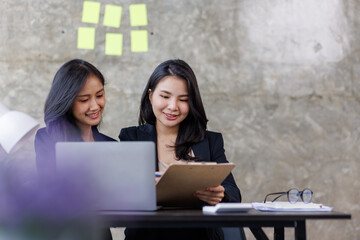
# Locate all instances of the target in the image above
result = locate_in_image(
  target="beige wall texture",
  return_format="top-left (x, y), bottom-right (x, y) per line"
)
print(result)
top-left (1, 0), bottom-right (359, 239)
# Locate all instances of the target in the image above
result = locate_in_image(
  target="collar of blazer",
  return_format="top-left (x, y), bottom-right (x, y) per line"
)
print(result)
top-left (139, 124), bottom-right (211, 163)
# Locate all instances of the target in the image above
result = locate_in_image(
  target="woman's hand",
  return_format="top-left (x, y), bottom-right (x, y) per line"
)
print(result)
top-left (194, 185), bottom-right (225, 206)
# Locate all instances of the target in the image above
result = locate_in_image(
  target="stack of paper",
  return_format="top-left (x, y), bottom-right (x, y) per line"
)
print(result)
top-left (202, 202), bottom-right (333, 213)
top-left (252, 202), bottom-right (333, 212)
top-left (203, 203), bottom-right (252, 213)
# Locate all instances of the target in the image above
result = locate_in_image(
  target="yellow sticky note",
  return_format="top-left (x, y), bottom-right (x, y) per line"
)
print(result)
top-left (103, 4), bottom-right (122, 28)
top-left (105, 33), bottom-right (123, 55)
top-left (131, 30), bottom-right (148, 52)
top-left (78, 27), bottom-right (95, 49)
top-left (82, 1), bottom-right (101, 24)
top-left (129, 4), bottom-right (148, 26)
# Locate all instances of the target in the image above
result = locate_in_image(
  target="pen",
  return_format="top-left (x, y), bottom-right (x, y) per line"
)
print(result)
top-left (155, 173), bottom-right (162, 177)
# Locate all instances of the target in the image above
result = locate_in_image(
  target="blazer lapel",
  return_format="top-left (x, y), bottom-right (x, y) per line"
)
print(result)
top-left (140, 124), bottom-right (159, 170)
top-left (139, 124), bottom-right (157, 142)
top-left (192, 136), bottom-right (211, 162)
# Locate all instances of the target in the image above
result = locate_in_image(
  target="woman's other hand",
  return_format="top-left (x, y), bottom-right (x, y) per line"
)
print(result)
top-left (194, 185), bottom-right (225, 205)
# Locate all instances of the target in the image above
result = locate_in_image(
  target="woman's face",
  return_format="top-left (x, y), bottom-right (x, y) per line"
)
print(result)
top-left (72, 74), bottom-right (105, 130)
top-left (149, 76), bottom-right (190, 131)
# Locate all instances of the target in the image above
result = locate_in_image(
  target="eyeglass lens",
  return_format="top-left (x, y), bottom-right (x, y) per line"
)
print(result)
top-left (301, 188), bottom-right (312, 203)
top-left (288, 188), bottom-right (299, 203)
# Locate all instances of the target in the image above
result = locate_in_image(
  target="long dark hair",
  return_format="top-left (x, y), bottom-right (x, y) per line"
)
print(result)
top-left (139, 59), bottom-right (208, 160)
top-left (44, 59), bottom-right (105, 141)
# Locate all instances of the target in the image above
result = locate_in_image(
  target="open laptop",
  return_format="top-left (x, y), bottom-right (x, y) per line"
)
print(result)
top-left (55, 141), bottom-right (157, 211)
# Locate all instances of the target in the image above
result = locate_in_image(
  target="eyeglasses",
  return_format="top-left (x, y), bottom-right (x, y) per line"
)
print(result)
top-left (263, 188), bottom-right (313, 204)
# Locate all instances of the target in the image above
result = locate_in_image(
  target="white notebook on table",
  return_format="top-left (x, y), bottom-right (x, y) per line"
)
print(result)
top-left (203, 203), bottom-right (252, 213)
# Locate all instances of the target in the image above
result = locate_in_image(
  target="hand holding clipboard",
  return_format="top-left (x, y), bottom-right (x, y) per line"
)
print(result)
top-left (156, 162), bottom-right (235, 207)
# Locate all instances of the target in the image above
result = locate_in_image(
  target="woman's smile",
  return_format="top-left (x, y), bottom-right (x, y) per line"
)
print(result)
top-left (86, 111), bottom-right (100, 119)
top-left (164, 112), bottom-right (178, 120)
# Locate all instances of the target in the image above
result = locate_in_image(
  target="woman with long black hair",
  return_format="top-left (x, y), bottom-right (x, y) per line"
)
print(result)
top-left (35, 59), bottom-right (116, 178)
top-left (119, 59), bottom-right (241, 240)
top-left (35, 59), bottom-right (115, 240)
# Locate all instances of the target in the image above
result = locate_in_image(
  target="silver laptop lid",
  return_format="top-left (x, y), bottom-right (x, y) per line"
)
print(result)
top-left (55, 141), bottom-right (156, 211)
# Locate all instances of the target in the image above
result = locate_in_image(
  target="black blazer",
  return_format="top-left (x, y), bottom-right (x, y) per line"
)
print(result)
top-left (35, 126), bottom-right (116, 178)
top-left (119, 124), bottom-right (241, 202)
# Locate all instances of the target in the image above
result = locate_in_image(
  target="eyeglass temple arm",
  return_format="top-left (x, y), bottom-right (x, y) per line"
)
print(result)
top-left (264, 192), bottom-right (286, 203)
top-left (272, 192), bottom-right (287, 202)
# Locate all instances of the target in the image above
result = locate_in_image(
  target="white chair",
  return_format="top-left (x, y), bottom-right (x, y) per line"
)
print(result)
top-left (0, 103), bottom-right (39, 154)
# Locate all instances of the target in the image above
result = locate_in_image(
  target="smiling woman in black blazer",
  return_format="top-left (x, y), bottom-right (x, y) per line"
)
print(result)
top-left (35, 59), bottom-right (116, 178)
top-left (119, 59), bottom-right (241, 240)
top-left (34, 59), bottom-right (115, 240)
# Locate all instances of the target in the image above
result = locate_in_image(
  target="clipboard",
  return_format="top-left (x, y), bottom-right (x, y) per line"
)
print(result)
top-left (156, 162), bottom-right (235, 207)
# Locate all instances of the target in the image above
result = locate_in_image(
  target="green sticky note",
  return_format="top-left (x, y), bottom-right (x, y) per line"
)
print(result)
top-left (131, 30), bottom-right (148, 52)
top-left (77, 27), bottom-right (95, 49)
top-left (82, 1), bottom-right (101, 24)
top-left (103, 4), bottom-right (122, 28)
top-left (105, 33), bottom-right (123, 55)
top-left (129, 4), bottom-right (148, 26)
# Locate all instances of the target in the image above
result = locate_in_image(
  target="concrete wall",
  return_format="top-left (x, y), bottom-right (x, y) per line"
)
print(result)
top-left (1, 0), bottom-right (359, 239)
